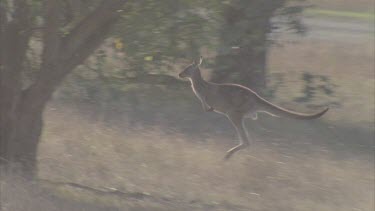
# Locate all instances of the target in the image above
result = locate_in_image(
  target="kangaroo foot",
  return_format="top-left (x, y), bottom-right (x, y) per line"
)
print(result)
top-left (223, 143), bottom-right (248, 160)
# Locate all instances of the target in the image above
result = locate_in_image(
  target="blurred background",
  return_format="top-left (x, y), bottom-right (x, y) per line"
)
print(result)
top-left (0, 0), bottom-right (374, 210)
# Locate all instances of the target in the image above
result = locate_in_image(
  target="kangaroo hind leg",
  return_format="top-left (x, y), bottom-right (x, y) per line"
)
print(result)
top-left (224, 113), bottom-right (250, 160)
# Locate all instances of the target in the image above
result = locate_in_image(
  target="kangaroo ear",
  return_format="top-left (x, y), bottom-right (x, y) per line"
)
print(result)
top-left (194, 56), bottom-right (203, 66)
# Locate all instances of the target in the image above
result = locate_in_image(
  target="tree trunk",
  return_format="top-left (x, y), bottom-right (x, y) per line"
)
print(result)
top-left (0, 0), bottom-right (34, 178)
top-left (0, 0), bottom-right (127, 179)
top-left (211, 0), bottom-right (285, 92)
top-left (0, 100), bottom-right (45, 179)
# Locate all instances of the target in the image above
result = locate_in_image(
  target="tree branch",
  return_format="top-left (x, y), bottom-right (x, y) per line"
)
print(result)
top-left (0, 0), bottom-right (32, 76)
top-left (24, 0), bottom-right (127, 107)
top-left (38, 178), bottom-right (152, 200)
top-left (61, 0), bottom-right (126, 60)
top-left (0, 0), bottom-right (31, 105)
top-left (63, 19), bottom-right (117, 72)
top-left (83, 64), bottom-right (186, 86)
top-left (124, 74), bottom-right (187, 86)
top-left (40, 0), bottom-right (61, 72)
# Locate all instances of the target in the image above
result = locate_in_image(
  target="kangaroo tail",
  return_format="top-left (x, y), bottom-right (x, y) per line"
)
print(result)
top-left (257, 97), bottom-right (329, 120)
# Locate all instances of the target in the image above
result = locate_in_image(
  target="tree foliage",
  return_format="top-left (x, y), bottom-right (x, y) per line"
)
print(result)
top-left (0, 0), bottom-right (304, 178)
top-left (63, 0), bottom-right (306, 100)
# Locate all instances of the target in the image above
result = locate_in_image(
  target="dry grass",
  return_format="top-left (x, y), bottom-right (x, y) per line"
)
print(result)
top-left (267, 33), bottom-right (374, 125)
top-left (8, 104), bottom-right (367, 211)
top-left (307, 0), bottom-right (375, 13)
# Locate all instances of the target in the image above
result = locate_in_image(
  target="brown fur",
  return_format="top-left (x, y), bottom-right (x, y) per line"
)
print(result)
top-left (179, 57), bottom-right (328, 159)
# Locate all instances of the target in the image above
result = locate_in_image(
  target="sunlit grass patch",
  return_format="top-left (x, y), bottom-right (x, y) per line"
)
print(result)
top-left (305, 9), bottom-right (375, 20)
top-left (32, 104), bottom-right (375, 210)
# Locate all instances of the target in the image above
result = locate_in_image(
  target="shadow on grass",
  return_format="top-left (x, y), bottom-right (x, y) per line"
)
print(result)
top-left (53, 99), bottom-right (374, 162)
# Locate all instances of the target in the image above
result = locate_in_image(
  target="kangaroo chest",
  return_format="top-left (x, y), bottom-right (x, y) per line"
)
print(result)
top-left (190, 79), bottom-right (209, 101)
top-left (191, 83), bottom-right (205, 101)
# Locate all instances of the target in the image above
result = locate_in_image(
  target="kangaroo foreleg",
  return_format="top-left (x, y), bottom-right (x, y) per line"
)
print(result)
top-left (199, 96), bottom-right (213, 112)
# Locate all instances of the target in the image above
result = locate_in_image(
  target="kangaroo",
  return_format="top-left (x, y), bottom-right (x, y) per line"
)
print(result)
top-left (179, 57), bottom-right (329, 160)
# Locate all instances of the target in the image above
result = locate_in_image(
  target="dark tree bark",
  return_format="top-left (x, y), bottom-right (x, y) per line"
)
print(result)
top-left (0, 0), bottom-right (127, 179)
top-left (0, 0), bottom-right (33, 175)
top-left (211, 0), bottom-right (285, 92)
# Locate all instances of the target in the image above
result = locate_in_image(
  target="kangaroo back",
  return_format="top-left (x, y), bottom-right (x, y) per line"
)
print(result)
top-left (258, 97), bottom-right (328, 120)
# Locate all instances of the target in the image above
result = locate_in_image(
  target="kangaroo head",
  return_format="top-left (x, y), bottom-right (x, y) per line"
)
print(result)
top-left (179, 56), bottom-right (203, 79)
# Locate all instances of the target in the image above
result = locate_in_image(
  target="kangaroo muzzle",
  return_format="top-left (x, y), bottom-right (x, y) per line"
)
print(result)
top-left (178, 72), bottom-right (187, 78)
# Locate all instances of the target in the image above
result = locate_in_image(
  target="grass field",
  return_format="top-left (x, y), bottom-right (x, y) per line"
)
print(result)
top-left (267, 32), bottom-right (374, 125)
top-left (307, 0), bottom-right (374, 13)
top-left (2, 103), bottom-right (370, 211)
top-left (305, 9), bottom-right (375, 20)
